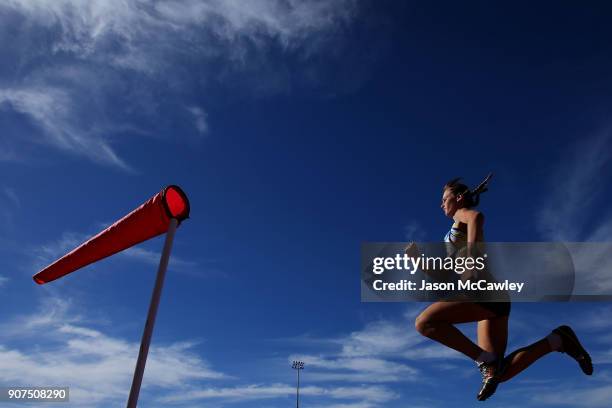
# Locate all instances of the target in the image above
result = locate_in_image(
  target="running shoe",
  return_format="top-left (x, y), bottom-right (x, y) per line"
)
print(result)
top-left (476, 359), bottom-right (504, 401)
top-left (553, 325), bottom-right (593, 375)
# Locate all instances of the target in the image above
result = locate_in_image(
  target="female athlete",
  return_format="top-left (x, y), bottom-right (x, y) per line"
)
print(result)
top-left (408, 174), bottom-right (593, 401)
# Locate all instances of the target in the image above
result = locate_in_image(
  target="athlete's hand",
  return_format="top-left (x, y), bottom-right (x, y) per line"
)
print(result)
top-left (404, 242), bottom-right (419, 257)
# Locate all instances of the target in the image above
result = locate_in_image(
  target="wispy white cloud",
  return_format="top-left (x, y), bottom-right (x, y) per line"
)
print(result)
top-left (159, 383), bottom-right (295, 403)
top-left (0, 88), bottom-right (131, 169)
top-left (0, 297), bottom-right (79, 339)
top-left (0, 297), bottom-right (226, 407)
top-left (401, 343), bottom-right (465, 360)
top-left (308, 403), bottom-right (381, 408)
top-left (159, 383), bottom-right (397, 405)
top-left (534, 130), bottom-right (612, 295)
top-left (590, 348), bottom-right (612, 364)
top-left (280, 312), bottom-right (468, 388)
top-left (531, 384), bottom-right (612, 407)
top-left (5, 0), bottom-right (355, 64)
top-left (3, 187), bottom-right (20, 207)
top-left (1, 297), bottom-right (403, 407)
top-left (3, 299), bottom-right (605, 407)
top-left (302, 371), bottom-right (406, 384)
top-left (338, 319), bottom-right (423, 358)
top-left (1, 186), bottom-right (20, 233)
top-left (292, 354), bottom-right (418, 381)
top-left (280, 303), bottom-right (608, 407)
top-left (34, 231), bottom-right (89, 266)
top-left (341, 320), bottom-right (422, 357)
top-left (0, 142), bottom-right (19, 162)
top-left (0, 0), bottom-right (358, 168)
top-left (576, 305), bottom-right (612, 331)
top-left (121, 246), bottom-right (197, 270)
top-left (0, 275), bottom-right (8, 287)
top-left (403, 220), bottom-right (427, 242)
top-left (186, 106), bottom-right (208, 135)
top-left (537, 130), bottom-right (612, 241)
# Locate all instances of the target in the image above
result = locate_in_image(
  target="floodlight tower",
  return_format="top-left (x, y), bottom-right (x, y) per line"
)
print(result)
top-left (291, 360), bottom-right (305, 408)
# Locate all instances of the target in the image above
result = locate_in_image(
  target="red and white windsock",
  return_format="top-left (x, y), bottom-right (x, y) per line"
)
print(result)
top-left (33, 185), bottom-right (190, 284)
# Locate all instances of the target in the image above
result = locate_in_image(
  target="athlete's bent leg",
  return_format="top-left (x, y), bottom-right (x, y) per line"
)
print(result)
top-left (415, 301), bottom-right (497, 360)
top-left (478, 317), bottom-right (508, 357)
top-left (500, 325), bottom-right (593, 382)
top-left (499, 339), bottom-right (551, 382)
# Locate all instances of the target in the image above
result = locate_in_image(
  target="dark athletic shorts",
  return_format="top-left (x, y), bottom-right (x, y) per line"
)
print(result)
top-left (476, 301), bottom-right (511, 317)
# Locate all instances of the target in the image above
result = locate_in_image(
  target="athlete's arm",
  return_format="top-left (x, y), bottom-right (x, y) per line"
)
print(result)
top-left (405, 243), bottom-right (447, 281)
top-left (455, 208), bottom-right (484, 244)
top-left (455, 208), bottom-right (484, 280)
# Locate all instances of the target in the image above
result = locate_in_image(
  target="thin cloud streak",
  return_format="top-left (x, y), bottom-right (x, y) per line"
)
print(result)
top-left (0, 0), bottom-right (358, 169)
top-left (1, 297), bottom-right (400, 407)
top-left (0, 87), bottom-right (131, 170)
top-left (159, 383), bottom-right (398, 405)
top-left (535, 130), bottom-right (612, 295)
top-left (186, 106), bottom-right (209, 135)
top-left (0, 297), bottom-right (226, 407)
top-left (3, 187), bottom-right (20, 207)
top-left (537, 130), bottom-right (612, 241)
top-left (531, 385), bottom-right (612, 407)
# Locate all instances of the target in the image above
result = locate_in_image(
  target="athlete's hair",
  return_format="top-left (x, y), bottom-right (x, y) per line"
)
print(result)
top-left (443, 173), bottom-right (493, 208)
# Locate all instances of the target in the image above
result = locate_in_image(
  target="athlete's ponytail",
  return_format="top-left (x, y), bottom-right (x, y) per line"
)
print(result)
top-left (443, 173), bottom-right (493, 208)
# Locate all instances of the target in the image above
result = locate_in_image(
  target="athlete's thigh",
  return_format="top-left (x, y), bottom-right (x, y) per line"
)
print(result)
top-left (418, 301), bottom-right (497, 325)
top-left (477, 317), bottom-right (508, 355)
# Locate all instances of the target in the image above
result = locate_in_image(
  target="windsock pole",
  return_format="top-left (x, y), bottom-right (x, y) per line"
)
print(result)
top-left (32, 185), bottom-right (190, 406)
top-left (126, 217), bottom-right (179, 408)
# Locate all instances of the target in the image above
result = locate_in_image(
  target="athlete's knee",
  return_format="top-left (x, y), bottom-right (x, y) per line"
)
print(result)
top-left (415, 313), bottom-right (436, 337)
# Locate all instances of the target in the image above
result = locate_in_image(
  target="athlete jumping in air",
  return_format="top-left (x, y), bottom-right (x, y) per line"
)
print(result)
top-left (407, 174), bottom-right (593, 401)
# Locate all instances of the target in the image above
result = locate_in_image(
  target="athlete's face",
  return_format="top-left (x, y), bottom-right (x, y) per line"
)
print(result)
top-left (441, 189), bottom-right (463, 217)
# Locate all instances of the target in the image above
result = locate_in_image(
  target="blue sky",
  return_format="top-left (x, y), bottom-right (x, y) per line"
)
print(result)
top-left (1, 1), bottom-right (612, 407)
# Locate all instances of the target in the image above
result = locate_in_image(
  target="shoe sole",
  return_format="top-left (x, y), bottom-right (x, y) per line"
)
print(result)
top-left (477, 380), bottom-right (499, 401)
top-left (477, 360), bottom-right (504, 401)
top-left (553, 325), bottom-right (593, 375)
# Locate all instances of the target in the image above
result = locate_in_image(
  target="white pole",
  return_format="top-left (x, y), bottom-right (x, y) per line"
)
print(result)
top-left (126, 218), bottom-right (178, 408)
